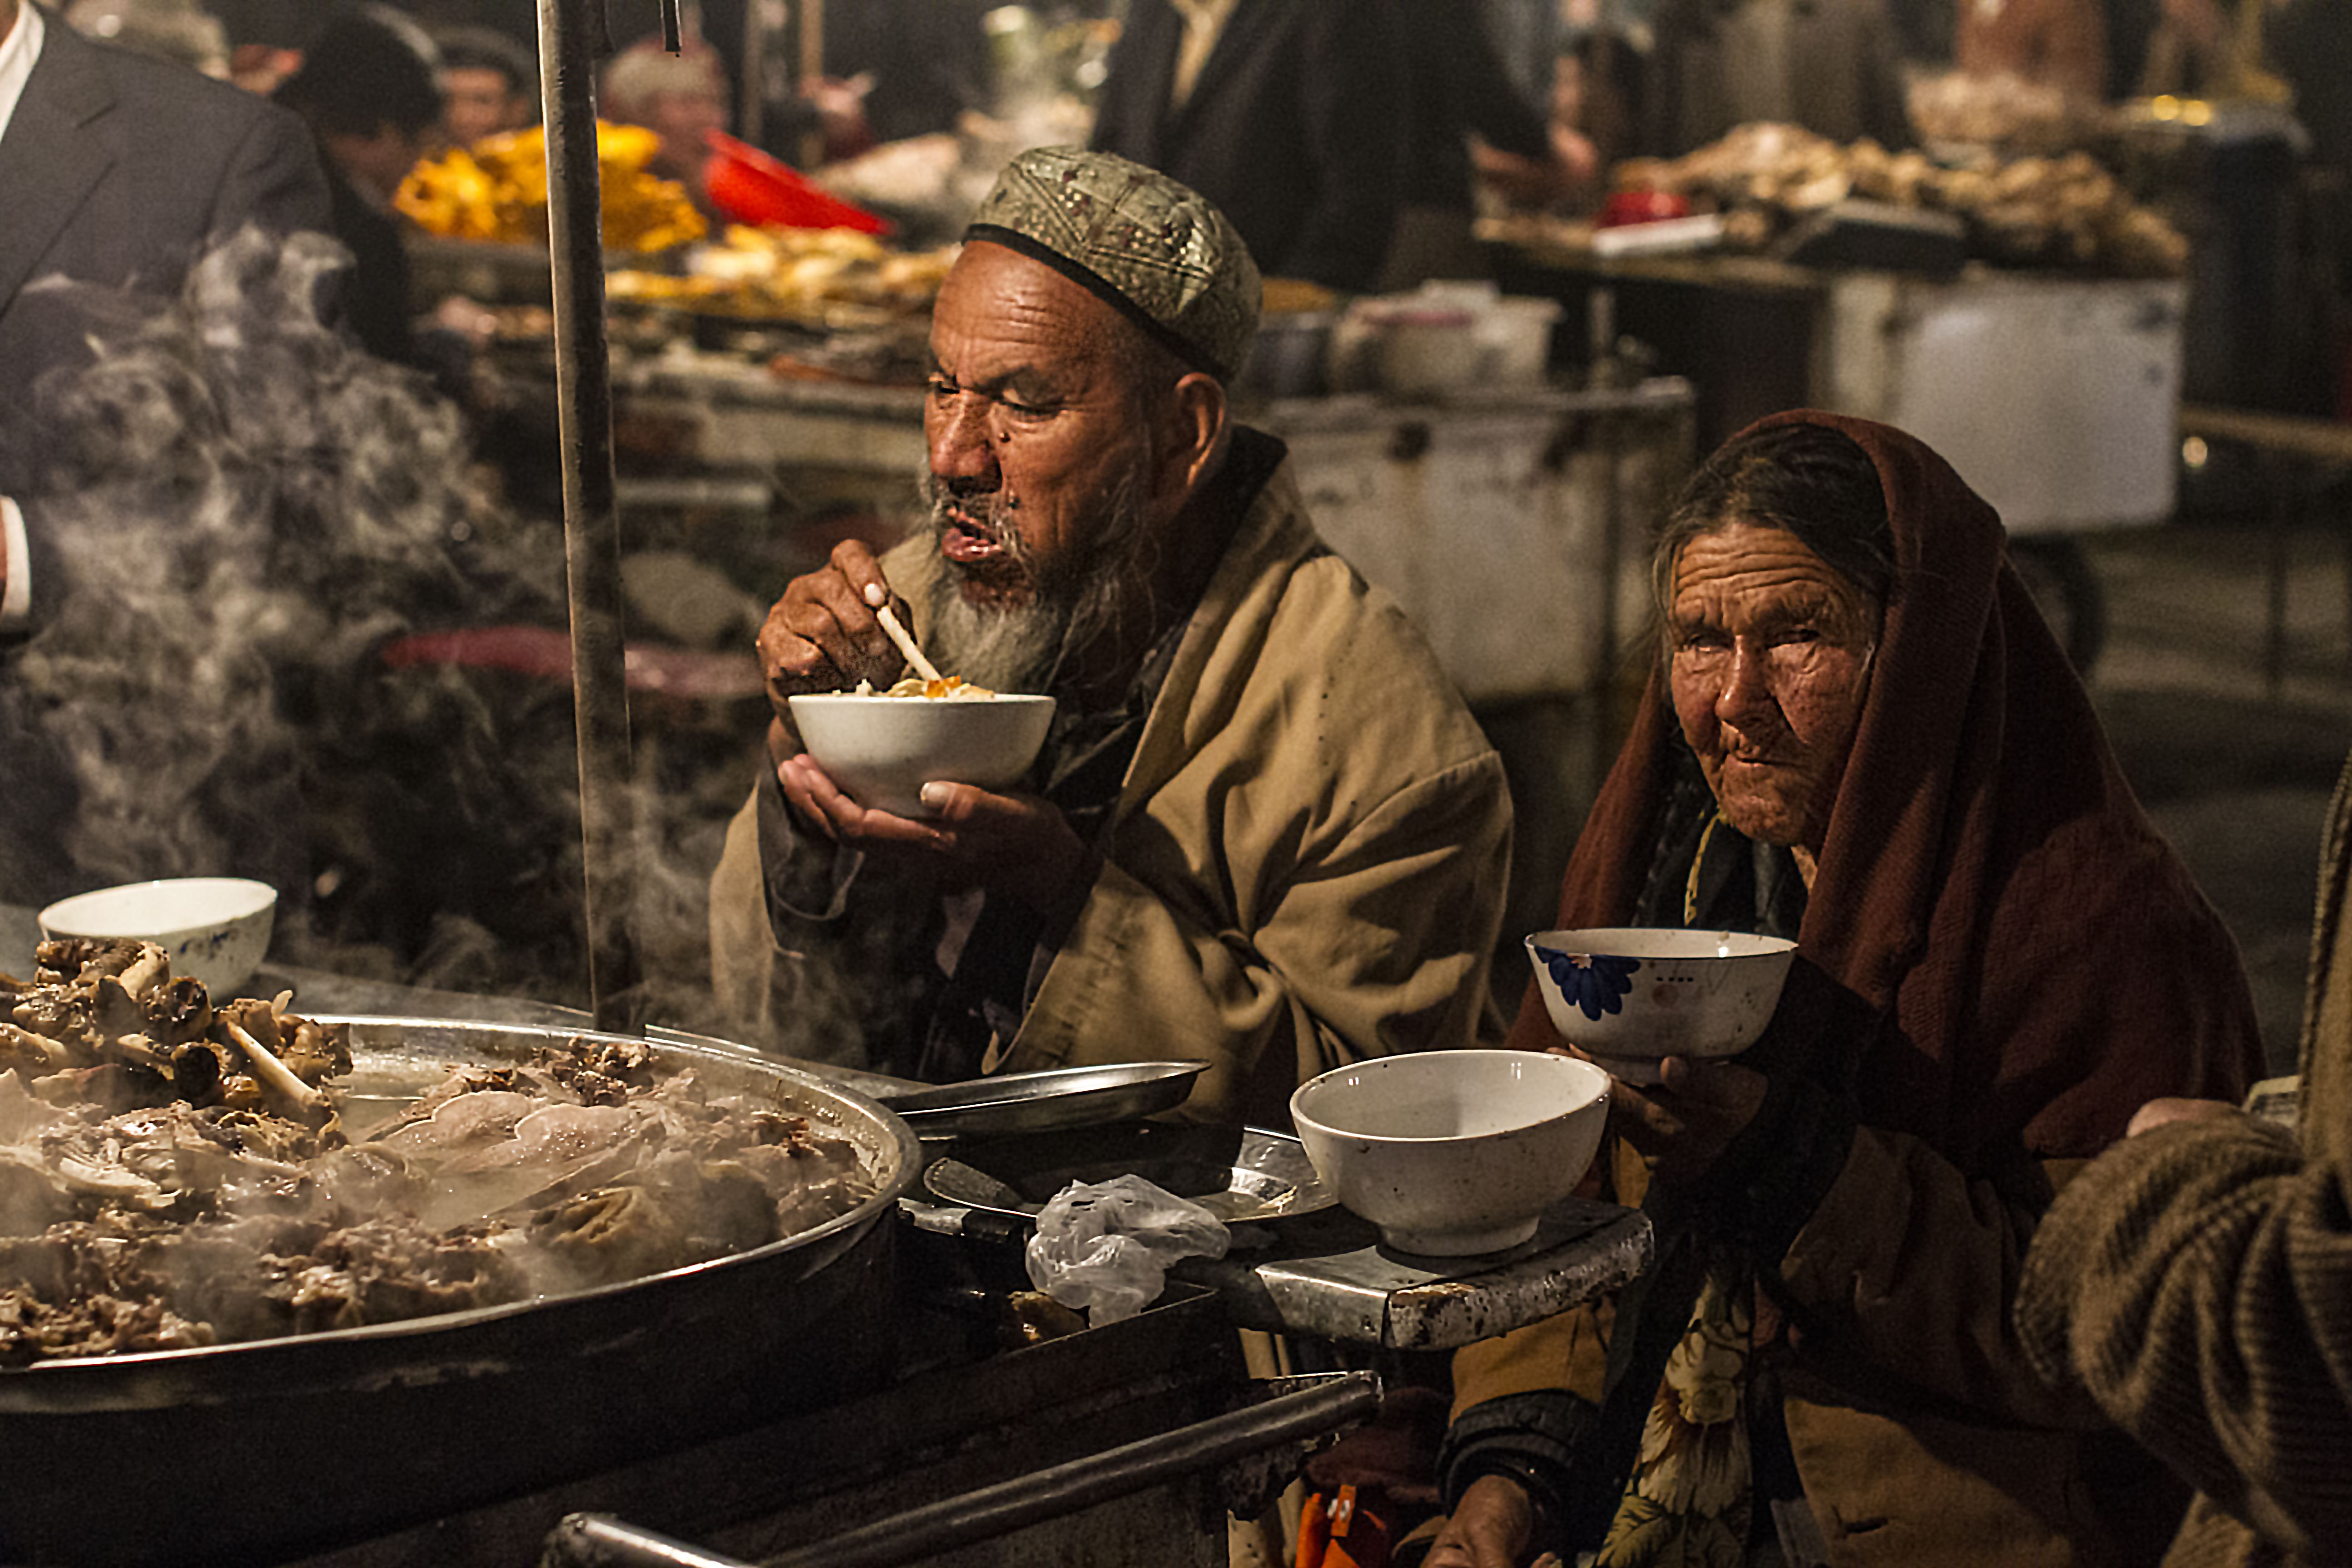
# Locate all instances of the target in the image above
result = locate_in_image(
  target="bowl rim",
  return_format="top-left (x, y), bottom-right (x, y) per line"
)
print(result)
top-left (1526, 926), bottom-right (1798, 961)
top-left (39, 876), bottom-right (279, 937)
top-left (1289, 1049), bottom-right (1609, 1147)
top-left (787, 691), bottom-right (1057, 707)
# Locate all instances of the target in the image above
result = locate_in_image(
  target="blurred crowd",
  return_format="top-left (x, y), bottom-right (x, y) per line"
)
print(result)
top-left (52, 0), bottom-right (2345, 292)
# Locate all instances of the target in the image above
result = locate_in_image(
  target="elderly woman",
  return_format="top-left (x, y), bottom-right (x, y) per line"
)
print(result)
top-left (1422, 412), bottom-right (2264, 1568)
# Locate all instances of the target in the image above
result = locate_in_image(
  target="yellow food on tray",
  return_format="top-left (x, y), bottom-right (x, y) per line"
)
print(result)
top-left (605, 225), bottom-right (955, 323)
top-left (395, 122), bottom-right (706, 254)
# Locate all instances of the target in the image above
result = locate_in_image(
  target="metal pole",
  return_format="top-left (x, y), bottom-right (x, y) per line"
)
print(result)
top-left (796, 0), bottom-right (823, 169)
top-left (541, 1372), bottom-right (1381, 1568)
top-left (738, 0), bottom-right (769, 151)
top-left (544, 1515), bottom-right (752, 1568)
top-left (536, 0), bottom-right (646, 1031)
top-left (767, 1371), bottom-right (1378, 1568)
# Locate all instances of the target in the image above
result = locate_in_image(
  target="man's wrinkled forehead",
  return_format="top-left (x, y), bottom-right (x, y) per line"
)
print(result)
top-left (933, 241), bottom-right (1134, 373)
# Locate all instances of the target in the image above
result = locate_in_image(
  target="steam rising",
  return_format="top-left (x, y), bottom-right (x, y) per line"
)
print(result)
top-left (26, 230), bottom-right (498, 886)
top-left (9, 227), bottom-right (742, 1027)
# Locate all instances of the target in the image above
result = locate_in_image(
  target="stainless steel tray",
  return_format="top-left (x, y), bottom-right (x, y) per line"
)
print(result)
top-left (880, 1059), bottom-right (1211, 1137)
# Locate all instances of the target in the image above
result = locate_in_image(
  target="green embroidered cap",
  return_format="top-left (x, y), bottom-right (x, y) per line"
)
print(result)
top-left (963, 145), bottom-right (1262, 382)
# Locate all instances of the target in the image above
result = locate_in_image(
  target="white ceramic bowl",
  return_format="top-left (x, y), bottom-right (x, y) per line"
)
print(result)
top-left (1289, 1049), bottom-right (1611, 1256)
top-left (38, 877), bottom-right (279, 996)
top-left (789, 692), bottom-right (1056, 817)
top-left (1525, 927), bottom-right (1798, 1085)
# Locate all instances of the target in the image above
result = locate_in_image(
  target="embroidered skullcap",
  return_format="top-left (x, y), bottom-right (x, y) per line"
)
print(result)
top-left (963, 146), bottom-right (1262, 382)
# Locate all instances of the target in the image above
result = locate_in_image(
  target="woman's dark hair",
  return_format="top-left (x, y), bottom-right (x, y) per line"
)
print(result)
top-left (1648, 421), bottom-right (1896, 627)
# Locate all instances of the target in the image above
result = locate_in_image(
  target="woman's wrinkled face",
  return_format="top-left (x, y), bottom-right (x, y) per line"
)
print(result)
top-left (1666, 522), bottom-right (1879, 853)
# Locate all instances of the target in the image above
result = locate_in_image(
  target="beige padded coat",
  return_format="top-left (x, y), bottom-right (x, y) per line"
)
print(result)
top-left (709, 456), bottom-right (1514, 1126)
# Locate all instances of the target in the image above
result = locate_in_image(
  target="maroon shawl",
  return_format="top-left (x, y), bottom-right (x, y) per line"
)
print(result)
top-left (1506, 411), bottom-right (2262, 1165)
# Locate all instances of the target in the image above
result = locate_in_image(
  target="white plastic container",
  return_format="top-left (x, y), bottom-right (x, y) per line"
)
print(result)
top-left (1478, 295), bottom-right (1564, 387)
top-left (1372, 306), bottom-right (1484, 395)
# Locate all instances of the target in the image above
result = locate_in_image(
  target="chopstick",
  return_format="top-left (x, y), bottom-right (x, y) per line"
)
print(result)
top-left (875, 602), bottom-right (944, 684)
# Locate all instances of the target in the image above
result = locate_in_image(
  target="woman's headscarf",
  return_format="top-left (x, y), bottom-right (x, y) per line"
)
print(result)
top-left (1508, 410), bottom-right (2261, 1165)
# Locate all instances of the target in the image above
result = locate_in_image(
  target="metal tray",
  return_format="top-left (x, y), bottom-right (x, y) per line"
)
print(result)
top-left (880, 1059), bottom-right (1211, 1137)
top-left (925, 1122), bottom-right (1333, 1225)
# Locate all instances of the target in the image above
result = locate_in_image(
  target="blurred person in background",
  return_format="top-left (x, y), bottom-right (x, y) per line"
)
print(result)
top-left (431, 20), bottom-right (533, 147)
top-left (0, 0), bottom-right (332, 906)
top-left (1888, 0), bottom-right (1960, 64)
top-left (1642, 0), bottom-right (1912, 155)
top-left (272, 4), bottom-right (443, 369)
top-left (1955, 0), bottom-right (2109, 101)
top-left (795, 0), bottom-right (991, 159)
top-left (2272, 0), bottom-right (2352, 421)
top-left (1386, 0), bottom-right (1594, 285)
top-left (694, 0), bottom-right (995, 167)
top-left (599, 29), bottom-right (730, 219)
top-left (1474, 28), bottom-right (1642, 220)
top-left (2133, 0), bottom-right (2231, 94)
top-left (62, 0), bottom-right (230, 77)
top-left (1087, 0), bottom-right (1409, 294)
top-left (710, 147), bottom-right (1512, 1124)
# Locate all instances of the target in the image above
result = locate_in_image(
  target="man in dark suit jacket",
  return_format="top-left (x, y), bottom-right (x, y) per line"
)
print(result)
top-left (0, 0), bottom-right (328, 489)
top-left (1088, 0), bottom-right (1408, 294)
top-left (0, 0), bottom-right (330, 908)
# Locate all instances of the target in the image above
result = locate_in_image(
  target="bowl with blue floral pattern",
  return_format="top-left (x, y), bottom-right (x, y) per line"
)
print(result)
top-left (1524, 927), bottom-right (1798, 1085)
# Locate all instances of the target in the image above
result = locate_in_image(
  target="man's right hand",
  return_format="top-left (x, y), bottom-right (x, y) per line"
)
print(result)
top-left (1423, 1474), bottom-right (1551, 1568)
top-left (754, 539), bottom-right (909, 725)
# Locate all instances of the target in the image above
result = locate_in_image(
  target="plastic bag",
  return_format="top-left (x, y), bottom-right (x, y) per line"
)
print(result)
top-left (1023, 1174), bottom-right (1231, 1326)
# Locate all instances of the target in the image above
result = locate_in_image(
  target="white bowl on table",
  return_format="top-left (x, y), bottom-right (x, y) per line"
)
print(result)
top-left (1524, 927), bottom-right (1798, 1085)
top-left (37, 877), bottom-right (279, 996)
top-left (788, 691), bottom-right (1056, 818)
top-left (1288, 1049), bottom-right (1611, 1257)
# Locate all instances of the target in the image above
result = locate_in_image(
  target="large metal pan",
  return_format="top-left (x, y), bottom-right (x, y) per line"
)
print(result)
top-left (0, 1016), bottom-right (921, 1568)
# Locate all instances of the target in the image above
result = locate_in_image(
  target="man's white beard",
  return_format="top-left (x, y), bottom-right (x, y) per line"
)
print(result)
top-left (915, 471), bottom-right (1155, 696)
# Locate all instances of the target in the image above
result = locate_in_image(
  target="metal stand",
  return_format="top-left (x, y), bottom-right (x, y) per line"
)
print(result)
top-left (536, 0), bottom-right (645, 1028)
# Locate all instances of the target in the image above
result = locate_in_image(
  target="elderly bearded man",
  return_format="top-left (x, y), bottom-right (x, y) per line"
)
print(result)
top-left (709, 147), bottom-right (1512, 1125)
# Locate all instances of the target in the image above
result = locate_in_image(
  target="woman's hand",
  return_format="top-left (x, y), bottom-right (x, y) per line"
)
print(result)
top-left (2126, 1096), bottom-right (2244, 1137)
top-left (1601, 1055), bottom-right (1769, 1189)
top-left (1422, 1474), bottom-right (1550, 1568)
